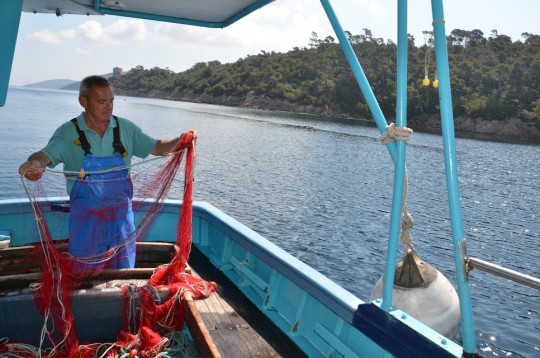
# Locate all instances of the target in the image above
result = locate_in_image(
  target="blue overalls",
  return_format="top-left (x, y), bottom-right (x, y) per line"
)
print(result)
top-left (68, 117), bottom-right (136, 269)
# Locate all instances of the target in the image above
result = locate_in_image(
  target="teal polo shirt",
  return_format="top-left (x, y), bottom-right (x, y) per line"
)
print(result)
top-left (42, 112), bottom-right (157, 194)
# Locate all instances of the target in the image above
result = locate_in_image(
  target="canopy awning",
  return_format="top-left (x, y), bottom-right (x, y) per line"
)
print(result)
top-left (22, 0), bottom-right (276, 28)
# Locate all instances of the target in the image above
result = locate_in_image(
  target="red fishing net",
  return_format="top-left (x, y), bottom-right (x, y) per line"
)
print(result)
top-left (5, 130), bottom-right (217, 357)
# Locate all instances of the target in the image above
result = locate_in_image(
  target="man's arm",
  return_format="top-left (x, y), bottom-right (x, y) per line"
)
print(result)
top-left (151, 137), bottom-right (182, 156)
top-left (19, 151), bottom-right (52, 181)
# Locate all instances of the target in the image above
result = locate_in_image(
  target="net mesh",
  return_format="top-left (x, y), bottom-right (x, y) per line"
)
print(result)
top-left (5, 130), bottom-right (217, 357)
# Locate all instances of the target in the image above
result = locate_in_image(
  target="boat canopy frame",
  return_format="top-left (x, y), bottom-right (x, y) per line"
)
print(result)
top-left (319, 0), bottom-right (477, 354)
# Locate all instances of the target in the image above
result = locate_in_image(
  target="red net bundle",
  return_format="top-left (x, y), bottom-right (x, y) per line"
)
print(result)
top-left (15, 130), bottom-right (216, 357)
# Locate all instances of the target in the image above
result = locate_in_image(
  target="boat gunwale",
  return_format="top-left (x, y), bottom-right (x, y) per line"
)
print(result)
top-left (189, 200), bottom-right (365, 322)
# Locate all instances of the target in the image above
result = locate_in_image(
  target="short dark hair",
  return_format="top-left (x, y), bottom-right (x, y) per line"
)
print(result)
top-left (79, 75), bottom-right (112, 96)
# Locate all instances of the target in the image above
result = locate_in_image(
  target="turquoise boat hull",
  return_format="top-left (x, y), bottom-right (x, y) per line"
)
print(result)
top-left (0, 198), bottom-right (462, 357)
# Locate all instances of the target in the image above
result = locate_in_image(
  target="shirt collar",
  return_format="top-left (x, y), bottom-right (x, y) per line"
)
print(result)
top-left (77, 112), bottom-right (116, 131)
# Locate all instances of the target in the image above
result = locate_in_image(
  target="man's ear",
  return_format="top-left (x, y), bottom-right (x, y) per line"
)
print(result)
top-left (78, 95), bottom-right (86, 107)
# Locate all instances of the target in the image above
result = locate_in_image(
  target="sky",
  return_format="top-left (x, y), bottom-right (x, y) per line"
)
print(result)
top-left (9, 0), bottom-right (540, 86)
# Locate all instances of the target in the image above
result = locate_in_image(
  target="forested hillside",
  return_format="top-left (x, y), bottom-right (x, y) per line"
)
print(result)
top-left (111, 29), bottom-right (540, 140)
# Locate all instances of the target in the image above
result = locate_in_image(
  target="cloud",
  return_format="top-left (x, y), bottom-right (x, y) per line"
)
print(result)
top-left (79, 19), bottom-right (148, 45)
top-left (26, 29), bottom-right (61, 44)
top-left (151, 1), bottom-right (326, 54)
top-left (58, 28), bottom-right (78, 40)
top-left (145, 1), bottom-right (338, 70)
top-left (154, 24), bottom-right (241, 49)
top-left (72, 48), bottom-right (91, 56)
top-left (26, 19), bottom-right (148, 46)
top-left (355, 0), bottom-right (391, 15)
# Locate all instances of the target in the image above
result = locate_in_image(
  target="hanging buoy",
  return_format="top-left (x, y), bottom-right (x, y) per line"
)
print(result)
top-left (433, 80), bottom-right (439, 89)
top-left (370, 248), bottom-right (461, 339)
top-left (422, 77), bottom-right (430, 87)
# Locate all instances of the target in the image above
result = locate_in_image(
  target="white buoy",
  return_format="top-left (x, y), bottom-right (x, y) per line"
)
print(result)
top-left (0, 231), bottom-right (10, 249)
top-left (370, 248), bottom-right (461, 339)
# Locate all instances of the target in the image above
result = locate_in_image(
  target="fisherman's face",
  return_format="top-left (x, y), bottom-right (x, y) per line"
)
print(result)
top-left (79, 85), bottom-right (114, 124)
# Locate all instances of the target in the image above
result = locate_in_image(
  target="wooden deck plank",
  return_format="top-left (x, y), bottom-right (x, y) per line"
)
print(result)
top-left (0, 242), bottom-right (175, 276)
top-left (187, 261), bottom-right (284, 357)
top-left (183, 291), bottom-right (221, 358)
top-left (199, 290), bottom-right (279, 357)
top-left (189, 247), bottom-right (307, 358)
top-left (193, 288), bottom-right (242, 356)
top-left (196, 292), bottom-right (277, 358)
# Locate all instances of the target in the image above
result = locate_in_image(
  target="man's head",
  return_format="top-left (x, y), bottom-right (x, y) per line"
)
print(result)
top-left (79, 75), bottom-right (112, 97)
top-left (78, 75), bottom-right (114, 127)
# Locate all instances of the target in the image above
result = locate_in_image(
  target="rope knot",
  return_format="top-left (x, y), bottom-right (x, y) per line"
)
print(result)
top-left (380, 123), bottom-right (413, 145)
top-left (399, 211), bottom-right (414, 246)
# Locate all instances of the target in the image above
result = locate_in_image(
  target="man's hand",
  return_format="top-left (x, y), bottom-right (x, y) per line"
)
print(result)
top-left (152, 130), bottom-right (197, 156)
top-left (19, 160), bottom-right (44, 181)
top-left (18, 152), bottom-right (51, 181)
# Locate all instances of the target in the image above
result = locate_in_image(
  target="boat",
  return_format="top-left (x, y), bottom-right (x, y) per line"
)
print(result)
top-left (1, 1), bottom-right (539, 357)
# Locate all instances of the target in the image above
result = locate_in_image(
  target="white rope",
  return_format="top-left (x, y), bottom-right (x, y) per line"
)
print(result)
top-left (27, 147), bottom-right (188, 178)
top-left (399, 169), bottom-right (414, 248)
top-left (380, 123), bottom-right (415, 248)
top-left (380, 123), bottom-right (413, 145)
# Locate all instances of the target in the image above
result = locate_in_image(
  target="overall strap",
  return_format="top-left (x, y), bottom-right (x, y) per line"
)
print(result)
top-left (112, 116), bottom-right (128, 157)
top-left (71, 118), bottom-right (91, 155)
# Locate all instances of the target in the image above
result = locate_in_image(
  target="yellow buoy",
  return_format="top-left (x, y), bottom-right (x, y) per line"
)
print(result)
top-left (433, 80), bottom-right (439, 89)
top-left (422, 78), bottom-right (430, 87)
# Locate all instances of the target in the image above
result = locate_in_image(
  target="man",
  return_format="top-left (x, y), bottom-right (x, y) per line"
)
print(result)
top-left (19, 75), bottom-right (181, 269)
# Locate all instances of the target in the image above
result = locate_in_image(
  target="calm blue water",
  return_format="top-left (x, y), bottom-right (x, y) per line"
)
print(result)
top-left (1, 87), bottom-right (539, 357)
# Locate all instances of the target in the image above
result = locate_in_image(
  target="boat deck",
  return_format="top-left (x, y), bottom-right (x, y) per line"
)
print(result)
top-left (191, 273), bottom-right (287, 357)
top-left (189, 246), bottom-right (307, 357)
top-left (0, 242), bottom-right (306, 357)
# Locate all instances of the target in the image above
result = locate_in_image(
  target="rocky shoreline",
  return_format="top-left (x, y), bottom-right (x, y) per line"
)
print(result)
top-left (116, 89), bottom-right (540, 143)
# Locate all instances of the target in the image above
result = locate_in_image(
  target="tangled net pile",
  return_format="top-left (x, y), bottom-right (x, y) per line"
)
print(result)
top-left (1, 130), bottom-right (217, 357)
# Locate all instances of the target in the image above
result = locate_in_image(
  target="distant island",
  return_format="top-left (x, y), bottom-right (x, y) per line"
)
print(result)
top-left (24, 29), bottom-right (540, 143)
top-left (24, 79), bottom-right (77, 90)
top-left (24, 72), bottom-right (113, 92)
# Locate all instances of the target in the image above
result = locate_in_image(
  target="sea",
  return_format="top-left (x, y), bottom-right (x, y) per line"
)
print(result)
top-left (1, 86), bottom-right (539, 357)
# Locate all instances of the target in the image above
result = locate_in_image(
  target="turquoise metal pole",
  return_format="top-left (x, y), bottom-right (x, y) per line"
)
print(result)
top-left (381, 0), bottom-right (409, 311)
top-left (0, 0), bottom-right (23, 107)
top-left (431, 0), bottom-right (477, 354)
top-left (319, 0), bottom-right (396, 161)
